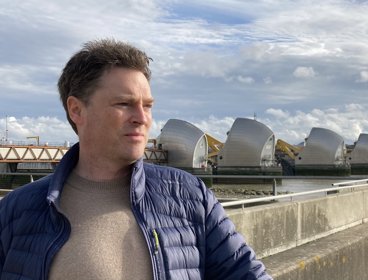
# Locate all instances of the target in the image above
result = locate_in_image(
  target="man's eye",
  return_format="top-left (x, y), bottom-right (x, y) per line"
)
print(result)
top-left (144, 104), bottom-right (153, 111)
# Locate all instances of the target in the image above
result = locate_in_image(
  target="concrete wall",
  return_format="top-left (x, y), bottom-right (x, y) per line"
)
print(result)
top-left (226, 188), bottom-right (368, 258)
top-left (226, 188), bottom-right (368, 279)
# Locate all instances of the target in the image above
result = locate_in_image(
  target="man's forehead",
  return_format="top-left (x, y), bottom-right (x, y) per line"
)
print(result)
top-left (98, 68), bottom-right (151, 90)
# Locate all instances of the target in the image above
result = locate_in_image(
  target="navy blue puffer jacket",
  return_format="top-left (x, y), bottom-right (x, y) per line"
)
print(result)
top-left (0, 144), bottom-right (272, 279)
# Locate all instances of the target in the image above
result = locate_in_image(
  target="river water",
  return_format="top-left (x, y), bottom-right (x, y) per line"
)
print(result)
top-left (276, 178), bottom-right (347, 193)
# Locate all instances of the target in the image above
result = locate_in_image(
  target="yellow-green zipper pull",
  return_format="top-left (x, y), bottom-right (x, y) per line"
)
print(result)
top-left (152, 229), bottom-right (159, 254)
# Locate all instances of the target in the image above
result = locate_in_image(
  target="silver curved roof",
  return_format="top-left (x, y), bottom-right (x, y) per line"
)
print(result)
top-left (295, 127), bottom-right (345, 165)
top-left (157, 119), bottom-right (208, 168)
top-left (348, 133), bottom-right (368, 164)
top-left (217, 118), bottom-right (275, 167)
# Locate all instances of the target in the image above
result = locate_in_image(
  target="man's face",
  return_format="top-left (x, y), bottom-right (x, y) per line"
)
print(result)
top-left (76, 67), bottom-right (153, 166)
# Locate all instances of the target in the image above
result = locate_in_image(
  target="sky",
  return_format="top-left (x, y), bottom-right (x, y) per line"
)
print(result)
top-left (0, 0), bottom-right (367, 146)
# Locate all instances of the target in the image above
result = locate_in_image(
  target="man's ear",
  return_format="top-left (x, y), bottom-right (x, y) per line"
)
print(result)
top-left (67, 96), bottom-right (84, 126)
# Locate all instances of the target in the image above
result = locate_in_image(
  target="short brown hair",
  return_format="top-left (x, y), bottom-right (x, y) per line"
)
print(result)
top-left (58, 39), bottom-right (152, 133)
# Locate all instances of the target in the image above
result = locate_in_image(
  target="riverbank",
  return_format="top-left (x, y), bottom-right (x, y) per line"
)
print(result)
top-left (210, 184), bottom-right (292, 200)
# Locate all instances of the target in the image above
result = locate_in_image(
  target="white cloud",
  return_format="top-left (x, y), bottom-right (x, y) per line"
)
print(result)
top-left (263, 77), bottom-right (272, 84)
top-left (345, 103), bottom-right (364, 112)
top-left (357, 71), bottom-right (368, 83)
top-left (0, 65), bottom-right (57, 94)
top-left (1, 0), bottom-right (368, 147)
top-left (263, 103), bottom-right (368, 144)
top-left (176, 51), bottom-right (239, 79)
top-left (193, 115), bottom-right (235, 141)
top-left (293, 66), bottom-right (317, 78)
top-left (265, 108), bottom-right (290, 119)
top-left (149, 119), bottom-right (167, 139)
top-left (236, 75), bottom-right (255, 84)
top-left (0, 116), bottom-right (77, 145)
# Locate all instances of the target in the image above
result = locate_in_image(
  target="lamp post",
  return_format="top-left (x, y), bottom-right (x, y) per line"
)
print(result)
top-left (5, 115), bottom-right (8, 143)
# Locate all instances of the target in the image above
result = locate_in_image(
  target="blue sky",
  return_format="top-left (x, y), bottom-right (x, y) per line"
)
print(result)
top-left (0, 0), bottom-right (367, 145)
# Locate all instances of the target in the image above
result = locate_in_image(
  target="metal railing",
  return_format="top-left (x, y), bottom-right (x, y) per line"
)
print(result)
top-left (221, 178), bottom-right (368, 208)
top-left (331, 178), bottom-right (368, 187)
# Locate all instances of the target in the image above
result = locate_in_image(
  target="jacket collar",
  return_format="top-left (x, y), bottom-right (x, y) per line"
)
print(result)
top-left (46, 142), bottom-right (145, 205)
top-left (130, 156), bottom-right (146, 204)
top-left (47, 143), bottom-right (79, 204)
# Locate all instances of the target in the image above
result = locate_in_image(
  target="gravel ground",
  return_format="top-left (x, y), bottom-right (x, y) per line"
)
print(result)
top-left (210, 184), bottom-right (291, 200)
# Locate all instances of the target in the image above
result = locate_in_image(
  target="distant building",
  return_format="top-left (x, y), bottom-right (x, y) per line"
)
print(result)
top-left (348, 133), bottom-right (368, 175)
top-left (156, 119), bottom-right (208, 169)
top-left (216, 118), bottom-right (281, 184)
top-left (295, 127), bottom-right (350, 176)
top-left (217, 117), bottom-right (276, 167)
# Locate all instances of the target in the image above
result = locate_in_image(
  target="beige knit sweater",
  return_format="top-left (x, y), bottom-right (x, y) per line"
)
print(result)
top-left (49, 171), bottom-right (153, 280)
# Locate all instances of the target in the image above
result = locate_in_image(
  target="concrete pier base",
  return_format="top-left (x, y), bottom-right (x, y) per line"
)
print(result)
top-left (295, 164), bottom-right (351, 176)
top-left (214, 166), bottom-right (282, 184)
top-left (350, 163), bottom-right (368, 175)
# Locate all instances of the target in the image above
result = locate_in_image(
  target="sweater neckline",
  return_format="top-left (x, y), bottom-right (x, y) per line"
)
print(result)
top-left (65, 170), bottom-right (131, 193)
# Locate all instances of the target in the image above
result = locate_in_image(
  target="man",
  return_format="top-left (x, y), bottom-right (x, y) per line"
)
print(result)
top-left (0, 39), bottom-right (272, 279)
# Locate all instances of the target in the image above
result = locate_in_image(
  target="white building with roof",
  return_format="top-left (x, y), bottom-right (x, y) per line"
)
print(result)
top-left (295, 127), bottom-right (350, 175)
top-left (156, 119), bottom-right (208, 168)
top-left (347, 133), bottom-right (368, 174)
top-left (217, 118), bottom-right (276, 167)
top-left (348, 133), bottom-right (368, 164)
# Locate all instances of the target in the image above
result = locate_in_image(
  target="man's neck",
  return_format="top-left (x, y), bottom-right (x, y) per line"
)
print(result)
top-left (75, 152), bottom-right (132, 181)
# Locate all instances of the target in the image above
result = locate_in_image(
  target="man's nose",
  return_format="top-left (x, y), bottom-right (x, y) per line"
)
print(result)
top-left (132, 105), bottom-right (149, 124)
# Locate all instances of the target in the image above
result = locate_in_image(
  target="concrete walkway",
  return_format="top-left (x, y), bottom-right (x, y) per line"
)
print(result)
top-left (262, 222), bottom-right (368, 280)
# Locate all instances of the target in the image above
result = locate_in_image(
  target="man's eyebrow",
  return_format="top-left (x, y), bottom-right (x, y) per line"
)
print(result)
top-left (112, 96), bottom-right (154, 102)
top-left (145, 97), bottom-right (155, 103)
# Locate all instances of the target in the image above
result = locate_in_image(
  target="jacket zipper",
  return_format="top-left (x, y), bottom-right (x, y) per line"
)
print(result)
top-left (152, 229), bottom-right (160, 255)
top-left (130, 166), bottom-right (161, 280)
top-left (42, 201), bottom-right (70, 280)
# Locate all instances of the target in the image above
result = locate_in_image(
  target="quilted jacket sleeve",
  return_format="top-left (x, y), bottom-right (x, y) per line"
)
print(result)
top-left (0, 198), bottom-right (5, 275)
top-left (0, 242), bottom-right (3, 276)
top-left (202, 181), bottom-right (272, 280)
